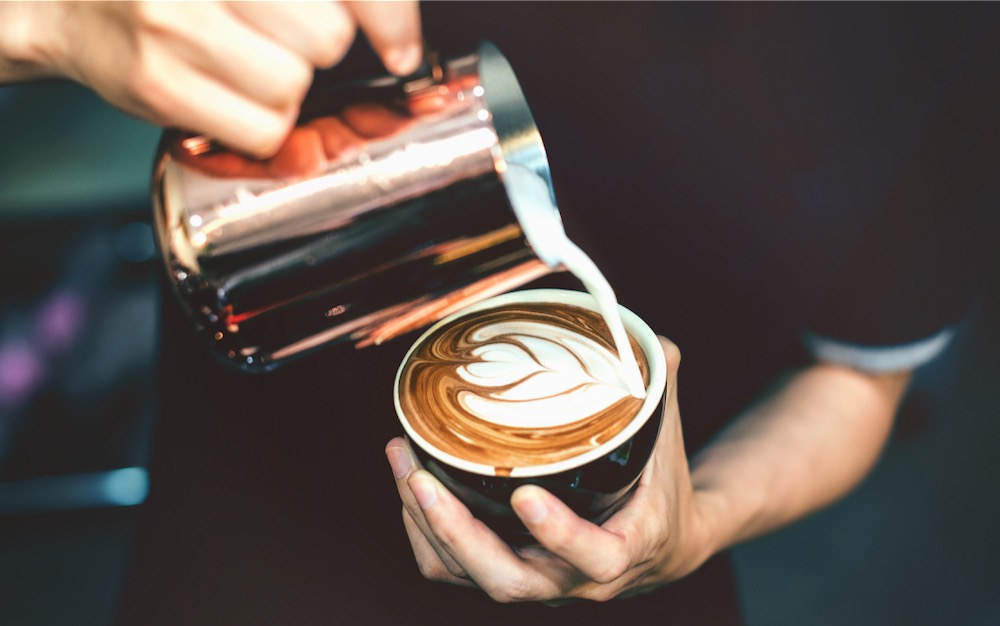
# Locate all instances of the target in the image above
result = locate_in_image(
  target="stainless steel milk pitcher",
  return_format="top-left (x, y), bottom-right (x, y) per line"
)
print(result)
top-left (152, 42), bottom-right (566, 372)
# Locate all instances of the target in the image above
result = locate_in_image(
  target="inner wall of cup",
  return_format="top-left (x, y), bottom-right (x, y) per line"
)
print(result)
top-left (394, 288), bottom-right (667, 478)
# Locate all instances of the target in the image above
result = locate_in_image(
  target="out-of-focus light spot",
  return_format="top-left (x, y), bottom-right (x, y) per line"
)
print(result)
top-left (473, 86), bottom-right (485, 98)
top-left (192, 232), bottom-right (207, 247)
top-left (0, 468), bottom-right (151, 514)
top-left (0, 342), bottom-right (44, 406)
top-left (35, 290), bottom-right (85, 354)
top-left (477, 109), bottom-right (490, 122)
top-left (182, 135), bottom-right (212, 155)
top-left (189, 214), bottom-right (203, 228)
top-left (100, 467), bottom-right (149, 506)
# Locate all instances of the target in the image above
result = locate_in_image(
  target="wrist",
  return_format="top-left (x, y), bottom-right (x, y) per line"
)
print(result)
top-left (687, 488), bottom-right (732, 562)
top-left (657, 488), bottom-right (734, 583)
top-left (690, 458), bottom-right (771, 552)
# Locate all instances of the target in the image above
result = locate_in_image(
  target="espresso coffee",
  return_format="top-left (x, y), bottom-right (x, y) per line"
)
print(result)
top-left (396, 301), bottom-right (650, 473)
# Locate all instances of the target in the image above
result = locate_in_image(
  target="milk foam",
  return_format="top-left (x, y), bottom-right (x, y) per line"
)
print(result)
top-left (396, 298), bottom-right (651, 470)
top-left (455, 321), bottom-right (633, 428)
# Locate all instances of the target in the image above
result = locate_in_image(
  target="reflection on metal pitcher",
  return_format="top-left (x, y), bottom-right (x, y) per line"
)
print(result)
top-left (152, 42), bottom-right (564, 372)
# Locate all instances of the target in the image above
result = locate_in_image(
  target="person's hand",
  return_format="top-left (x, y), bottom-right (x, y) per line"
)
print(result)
top-left (0, 1), bottom-right (422, 157)
top-left (384, 337), bottom-right (722, 603)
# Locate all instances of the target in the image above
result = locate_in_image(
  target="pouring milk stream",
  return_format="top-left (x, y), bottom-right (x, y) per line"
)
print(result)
top-left (504, 164), bottom-right (646, 399)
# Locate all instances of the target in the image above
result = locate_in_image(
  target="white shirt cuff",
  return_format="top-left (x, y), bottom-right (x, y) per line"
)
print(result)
top-left (802, 327), bottom-right (955, 373)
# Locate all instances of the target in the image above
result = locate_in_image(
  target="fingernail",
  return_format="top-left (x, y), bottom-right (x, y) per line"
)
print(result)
top-left (514, 492), bottom-right (548, 524)
top-left (385, 43), bottom-right (422, 75)
top-left (386, 446), bottom-right (413, 479)
top-left (410, 472), bottom-right (438, 510)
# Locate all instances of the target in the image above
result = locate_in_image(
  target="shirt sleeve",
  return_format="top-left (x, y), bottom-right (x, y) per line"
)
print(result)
top-left (804, 37), bottom-right (1000, 373)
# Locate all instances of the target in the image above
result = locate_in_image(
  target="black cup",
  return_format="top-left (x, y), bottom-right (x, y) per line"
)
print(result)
top-left (394, 289), bottom-right (667, 545)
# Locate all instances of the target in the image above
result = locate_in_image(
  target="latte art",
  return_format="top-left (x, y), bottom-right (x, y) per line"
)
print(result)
top-left (457, 321), bottom-right (636, 428)
top-left (397, 302), bottom-right (649, 470)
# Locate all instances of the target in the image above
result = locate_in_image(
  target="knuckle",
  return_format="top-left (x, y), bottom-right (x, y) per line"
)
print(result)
top-left (588, 586), bottom-right (622, 603)
top-left (592, 553), bottom-right (630, 584)
top-left (486, 587), bottom-right (522, 604)
top-left (659, 337), bottom-right (681, 371)
top-left (443, 560), bottom-right (468, 579)
top-left (484, 586), bottom-right (511, 603)
top-left (123, 57), bottom-right (172, 116)
top-left (245, 58), bottom-right (311, 112)
top-left (485, 575), bottom-right (532, 604)
top-left (246, 130), bottom-right (286, 159)
top-left (247, 110), bottom-right (296, 157)
top-left (312, 23), bottom-right (354, 67)
top-left (429, 525), bottom-right (458, 553)
top-left (416, 558), bottom-right (451, 582)
top-left (270, 60), bottom-right (312, 107)
top-left (131, 1), bottom-right (171, 31)
top-left (288, 60), bottom-right (314, 94)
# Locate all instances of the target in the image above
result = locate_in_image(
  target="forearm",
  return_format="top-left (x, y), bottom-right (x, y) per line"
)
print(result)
top-left (690, 363), bottom-right (910, 555)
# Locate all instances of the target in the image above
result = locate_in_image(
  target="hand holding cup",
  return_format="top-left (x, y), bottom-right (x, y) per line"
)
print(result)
top-left (386, 327), bottom-right (718, 603)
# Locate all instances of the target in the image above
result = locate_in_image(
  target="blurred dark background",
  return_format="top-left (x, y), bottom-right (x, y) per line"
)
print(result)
top-left (0, 81), bottom-right (159, 626)
top-left (1, 80), bottom-right (998, 626)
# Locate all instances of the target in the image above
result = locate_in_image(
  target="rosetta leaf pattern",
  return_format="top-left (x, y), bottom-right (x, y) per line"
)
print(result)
top-left (456, 324), bottom-right (630, 428)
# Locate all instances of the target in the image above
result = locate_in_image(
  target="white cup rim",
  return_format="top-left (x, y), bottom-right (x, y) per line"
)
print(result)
top-left (393, 288), bottom-right (667, 478)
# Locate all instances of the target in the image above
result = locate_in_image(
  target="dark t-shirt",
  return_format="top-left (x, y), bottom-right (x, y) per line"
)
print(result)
top-left (115, 4), bottom-right (999, 625)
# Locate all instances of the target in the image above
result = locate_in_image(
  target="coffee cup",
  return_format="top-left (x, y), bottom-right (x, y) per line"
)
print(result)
top-left (393, 289), bottom-right (667, 544)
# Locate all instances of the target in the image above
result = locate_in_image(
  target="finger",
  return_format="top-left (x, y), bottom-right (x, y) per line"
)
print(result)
top-left (658, 336), bottom-right (681, 398)
top-left (227, 1), bottom-right (356, 68)
top-left (510, 485), bottom-right (633, 585)
top-left (346, 0), bottom-right (422, 75)
top-left (137, 2), bottom-right (313, 113)
top-left (190, 19), bottom-right (313, 113)
top-left (407, 470), bottom-right (566, 603)
top-left (123, 45), bottom-right (296, 157)
top-left (401, 508), bottom-right (476, 587)
top-left (386, 439), bottom-right (469, 579)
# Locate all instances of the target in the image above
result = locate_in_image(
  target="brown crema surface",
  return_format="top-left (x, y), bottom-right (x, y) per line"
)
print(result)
top-left (397, 302), bottom-right (649, 470)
